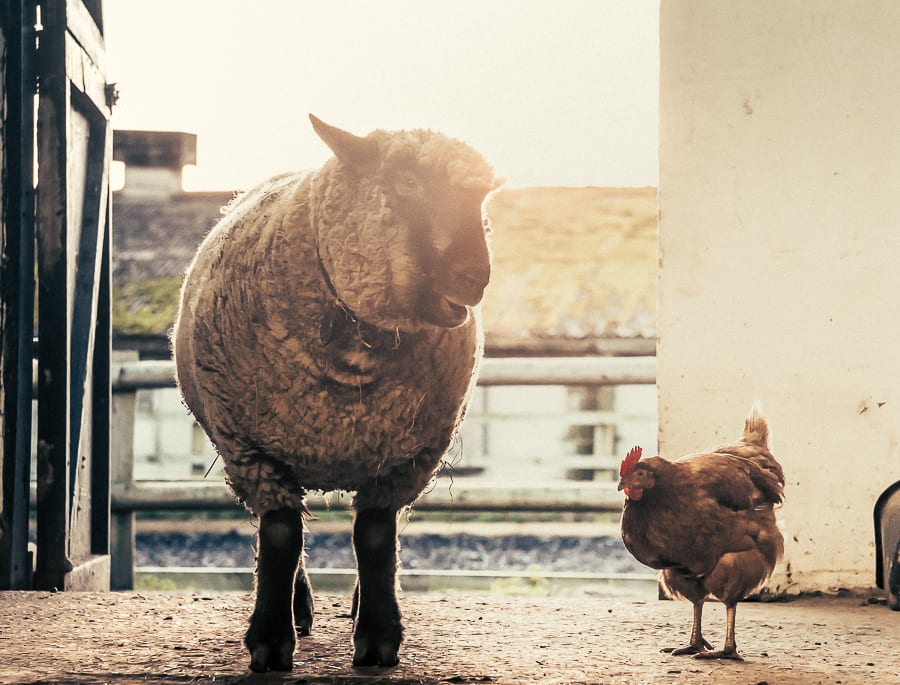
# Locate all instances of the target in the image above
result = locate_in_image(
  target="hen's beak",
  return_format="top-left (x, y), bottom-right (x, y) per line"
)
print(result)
top-left (616, 479), bottom-right (626, 492)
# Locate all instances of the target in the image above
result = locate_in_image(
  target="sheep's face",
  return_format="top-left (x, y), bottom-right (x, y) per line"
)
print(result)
top-left (310, 115), bottom-right (498, 331)
top-left (379, 160), bottom-right (493, 328)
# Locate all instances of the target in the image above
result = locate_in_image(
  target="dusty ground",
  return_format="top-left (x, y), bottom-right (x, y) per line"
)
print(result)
top-left (0, 590), bottom-right (896, 685)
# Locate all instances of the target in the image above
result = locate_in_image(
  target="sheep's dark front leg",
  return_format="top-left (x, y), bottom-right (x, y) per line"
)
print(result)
top-left (245, 508), bottom-right (307, 672)
top-left (351, 507), bottom-right (402, 667)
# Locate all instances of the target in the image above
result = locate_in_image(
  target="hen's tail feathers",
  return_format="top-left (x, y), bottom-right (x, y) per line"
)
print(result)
top-left (738, 402), bottom-right (785, 505)
top-left (707, 403), bottom-right (785, 506)
top-left (742, 401), bottom-right (769, 449)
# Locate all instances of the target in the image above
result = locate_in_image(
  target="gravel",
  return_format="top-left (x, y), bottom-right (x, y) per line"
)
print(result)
top-left (135, 529), bottom-right (646, 575)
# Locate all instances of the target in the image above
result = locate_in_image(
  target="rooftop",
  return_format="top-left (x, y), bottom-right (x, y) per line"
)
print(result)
top-left (484, 185), bottom-right (656, 355)
top-left (111, 132), bottom-right (657, 357)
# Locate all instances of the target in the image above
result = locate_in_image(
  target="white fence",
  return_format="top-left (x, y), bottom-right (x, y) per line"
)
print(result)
top-left (108, 356), bottom-right (657, 589)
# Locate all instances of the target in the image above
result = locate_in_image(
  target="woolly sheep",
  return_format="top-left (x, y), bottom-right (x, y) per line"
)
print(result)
top-left (172, 114), bottom-right (498, 671)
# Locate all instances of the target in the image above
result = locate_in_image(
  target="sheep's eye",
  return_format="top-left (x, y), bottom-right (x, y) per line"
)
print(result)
top-left (396, 175), bottom-right (423, 197)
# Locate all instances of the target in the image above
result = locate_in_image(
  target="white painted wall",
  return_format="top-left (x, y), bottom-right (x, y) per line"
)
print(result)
top-left (659, 0), bottom-right (900, 593)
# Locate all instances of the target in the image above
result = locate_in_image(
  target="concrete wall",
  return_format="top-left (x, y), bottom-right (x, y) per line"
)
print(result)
top-left (658, 0), bottom-right (900, 593)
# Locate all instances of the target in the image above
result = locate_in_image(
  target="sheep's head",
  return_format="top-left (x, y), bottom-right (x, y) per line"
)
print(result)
top-left (309, 114), bottom-right (500, 332)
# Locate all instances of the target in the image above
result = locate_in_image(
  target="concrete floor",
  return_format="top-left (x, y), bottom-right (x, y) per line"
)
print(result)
top-left (0, 590), bottom-right (896, 684)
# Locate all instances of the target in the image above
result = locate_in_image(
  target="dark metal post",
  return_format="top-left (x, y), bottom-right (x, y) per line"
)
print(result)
top-left (0, 0), bottom-right (38, 590)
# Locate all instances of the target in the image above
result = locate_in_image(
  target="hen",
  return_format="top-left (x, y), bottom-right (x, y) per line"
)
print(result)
top-left (618, 403), bottom-right (785, 660)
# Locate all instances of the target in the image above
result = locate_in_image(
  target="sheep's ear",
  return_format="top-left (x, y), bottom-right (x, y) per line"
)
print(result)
top-left (309, 114), bottom-right (380, 175)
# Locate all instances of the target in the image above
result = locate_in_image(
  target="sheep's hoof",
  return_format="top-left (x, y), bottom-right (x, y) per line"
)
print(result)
top-left (353, 639), bottom-right (400, 668)
top-left (245, 614), bottom-right (295, 672)
top-left (352, 621), bottom-right (401, 668)
top-left (248, 642), bottom-right (294, 672)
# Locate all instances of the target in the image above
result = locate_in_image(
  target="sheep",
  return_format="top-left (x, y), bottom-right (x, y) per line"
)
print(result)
top-left (172, 114), bottom-right (498, 672)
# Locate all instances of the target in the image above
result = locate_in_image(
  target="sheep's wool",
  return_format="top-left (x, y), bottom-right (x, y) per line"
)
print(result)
top-left (173, 133), bottom-right (493, 515)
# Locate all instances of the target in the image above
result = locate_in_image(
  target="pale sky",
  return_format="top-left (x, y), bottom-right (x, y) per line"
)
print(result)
top-left (104, 1), bottom-right (659, 191)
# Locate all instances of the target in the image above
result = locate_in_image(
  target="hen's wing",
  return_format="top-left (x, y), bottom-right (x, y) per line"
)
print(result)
top-left (682, 450), bottom-right (783, 509)
top-left (710, 442), bottom-right (784, 505)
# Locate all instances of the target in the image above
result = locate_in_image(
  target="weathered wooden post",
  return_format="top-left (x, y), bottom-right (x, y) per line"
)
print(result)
top-left (109, 351), bottom-right (138, 590)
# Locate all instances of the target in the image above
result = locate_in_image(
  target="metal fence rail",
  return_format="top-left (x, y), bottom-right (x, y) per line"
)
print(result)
top-left (134, 566), bottom-right (659, 596)
top-left (111, 355), bottom-right (657, 390)
top-left (108, 356), bottom-right (656, 590)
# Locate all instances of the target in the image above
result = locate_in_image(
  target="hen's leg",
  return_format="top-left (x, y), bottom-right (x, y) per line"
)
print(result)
top-left (245, 508), bottom-right (304, 672)
top-left (665, 601), bottom-right (713, 655)
top-left (694, 603), bottom-right (743, 660)
top-left (351, 507), bottom-right (402, 667)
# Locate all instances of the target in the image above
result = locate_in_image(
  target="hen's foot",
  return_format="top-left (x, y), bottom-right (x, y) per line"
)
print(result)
top-left (663, 637), bottom-right (713, 656)
top-left (693, 648), bottom-right (744, 661)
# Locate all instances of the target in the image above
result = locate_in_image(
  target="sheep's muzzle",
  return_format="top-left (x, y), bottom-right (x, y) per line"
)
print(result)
top-left (420, 260), bottom-right (490, 328)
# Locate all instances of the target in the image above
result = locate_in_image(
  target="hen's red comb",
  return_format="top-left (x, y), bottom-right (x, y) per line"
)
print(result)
top-left (619, 446), bottom-right (643, 478)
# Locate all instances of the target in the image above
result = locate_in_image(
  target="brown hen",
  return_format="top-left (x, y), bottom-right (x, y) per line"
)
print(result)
top-left (618, 402), bottom-right (785, 660)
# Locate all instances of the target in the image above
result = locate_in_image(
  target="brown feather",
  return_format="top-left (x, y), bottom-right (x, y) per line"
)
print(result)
top-left (620, 404), bottom-right (785, 604)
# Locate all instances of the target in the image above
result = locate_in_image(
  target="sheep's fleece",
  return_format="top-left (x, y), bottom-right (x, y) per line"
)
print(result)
top-left (173, 124), bottom-right (496, 516)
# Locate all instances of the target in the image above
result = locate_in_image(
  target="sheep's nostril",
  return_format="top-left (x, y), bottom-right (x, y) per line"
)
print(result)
top-left (460, 267), bottom-right (491, 290)
top-left (458, 265), bottom-right (490, 298)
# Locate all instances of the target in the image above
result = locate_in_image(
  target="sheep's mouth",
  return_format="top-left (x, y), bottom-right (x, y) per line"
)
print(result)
top-left (441, 296), bottom-right (469, 328)
top-left (419, 292), bottom-right (471, 328)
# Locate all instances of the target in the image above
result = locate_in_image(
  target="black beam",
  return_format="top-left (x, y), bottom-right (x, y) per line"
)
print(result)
top-left (34, 0), bottom-right (72, 591)
top-left (0, 0), bottom-right (38, 591)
